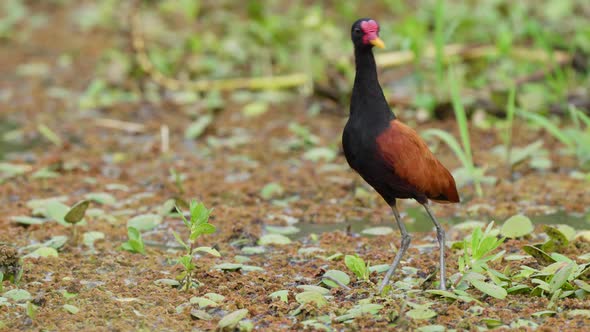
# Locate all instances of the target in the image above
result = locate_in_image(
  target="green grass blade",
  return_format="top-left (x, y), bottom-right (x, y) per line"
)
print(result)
top-left (422, 129), bottom-right (470, 168)
top-left (519, 111), bottom-right (573, 147)
top-left (434, 0), bottom-right (445, 85)
top-left (448, 69), bottom-right (482, 196)
top-left (505, 84), bottom-right (516, 165)
top-left (570, 105), bottom-right (590, 127)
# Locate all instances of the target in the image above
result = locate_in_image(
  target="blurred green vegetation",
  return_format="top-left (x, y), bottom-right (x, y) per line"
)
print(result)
top-left (2, 0), bottom-right (590, 175)
top-left (2, 0), bottom-right (589, 111)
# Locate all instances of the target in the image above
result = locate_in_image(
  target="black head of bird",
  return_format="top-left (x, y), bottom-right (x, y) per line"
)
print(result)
top-left (350, 18), bottom-right (386, 50)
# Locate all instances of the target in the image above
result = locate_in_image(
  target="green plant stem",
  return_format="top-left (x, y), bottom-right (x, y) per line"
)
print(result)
top-left (434, 0), bottom-right (446, 86)
top-left (449, 69), bottom-right (482, 197)
top-left (505, 84), bottom-right (516, 178)
top-left (184, 242), bottom-right (195, 292)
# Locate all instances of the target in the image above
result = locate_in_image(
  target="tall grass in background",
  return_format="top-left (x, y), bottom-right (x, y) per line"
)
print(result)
top-left (423, 69), bottom-right (484, 197)
top-left (519, 105), bottom-right (590, 169)
top-left (504, 84), bottom-right (517, 175)
top-left (433, 0), bottom-right (446, 86)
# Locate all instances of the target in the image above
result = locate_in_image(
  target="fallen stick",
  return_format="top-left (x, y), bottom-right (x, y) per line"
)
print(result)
top-left (375, 44), bottom-right (571, 68)
top-left (95, 118), bottom-right (146, 133)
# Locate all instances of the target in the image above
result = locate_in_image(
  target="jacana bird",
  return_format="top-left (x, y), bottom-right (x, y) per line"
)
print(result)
top-left (343, 18), bottom-right (460, 292)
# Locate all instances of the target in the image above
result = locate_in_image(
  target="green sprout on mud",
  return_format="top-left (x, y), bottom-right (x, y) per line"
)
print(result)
top-left (120, 227), bottom-right (145, 254)
top-left (174, 200), bottom-right (219, 292)
top-left (64, 200), bottom-right (90, 244)
top-left (503, 84), bottom-right (517, 175)
top-left (169, 168), bottom-right (185, 194)
top-left (457, 222), bottom-right (505, 274)
top-left (520, 105), bottom-right (590, 170)
top-left (344, 255), bottom-right (370, 281)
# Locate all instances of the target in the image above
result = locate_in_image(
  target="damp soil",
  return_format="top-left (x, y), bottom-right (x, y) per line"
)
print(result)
top-left (1, 4), bottom-right (590, 332)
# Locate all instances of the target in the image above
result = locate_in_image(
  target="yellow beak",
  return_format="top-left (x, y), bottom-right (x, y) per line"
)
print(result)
top-left (369, 37), bottom-right (385, 49)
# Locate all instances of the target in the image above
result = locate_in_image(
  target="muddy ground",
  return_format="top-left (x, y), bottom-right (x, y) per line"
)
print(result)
top-left (1, 3), bottom-right (590, 332)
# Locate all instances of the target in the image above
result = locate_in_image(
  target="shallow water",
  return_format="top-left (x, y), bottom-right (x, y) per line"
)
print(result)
top-left (295, 208), bottom-right (589, 239)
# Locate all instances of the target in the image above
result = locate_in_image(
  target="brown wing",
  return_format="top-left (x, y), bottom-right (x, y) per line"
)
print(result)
top-left (376, 120), bottom-right (459, 203)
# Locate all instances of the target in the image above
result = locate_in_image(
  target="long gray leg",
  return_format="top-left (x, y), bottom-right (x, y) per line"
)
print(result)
top-left (423, 203), bottom-right (447, 291)
top-left (378, 204), bottom-right (411, 293)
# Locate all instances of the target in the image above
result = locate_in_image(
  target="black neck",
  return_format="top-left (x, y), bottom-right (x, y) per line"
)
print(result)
top-left (350, 47), bottom-right (395, 121)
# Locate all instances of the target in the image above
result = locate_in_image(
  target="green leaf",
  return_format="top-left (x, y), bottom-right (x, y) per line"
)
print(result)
top-left (25, 247), bottom-right (58, 258)
top-left (265, 225), bottom-right (300, 235)
top-left (192, 246), bottom-right (220, 257)
top-left (242, 101), bottom-right (268, 117)
top-left (37, 124), bottom-right (62, 146)
top-left (204, 293), bottom-right (225, 302)
top-left (500, 214), bottom-right (533, 238)
top-left (258, 234), bottom-right (292, 245)
top-left (190, 296), bottom-right (219, 308)
top-left (545, 224), bottom-right (576, 247)
top-left (189, 201), bottom-right (211, 225)
top-left (296, 285), bottom-right (330, 295)
top-left (532, 310), bottom-right (557, 317)
top-left (361, 227), bottom-right (394, 236)
top-left (184, 114), bottom-right (213, 139)
top-left (574, 279), bottom-right (590, 292)
top-left (190, 309), bottom-right (213, 320)
top-left (127, 214), bottom-right (162, 231)
top-left (368, 264), bottom-right (390, 274)
top-left (172, 231), bottom-right (188, 250)
top-left (549, 263), bottom-right (575, 293)
top-left (426, 290), bottom-right (459, 301)
top-left (0, 163), bottom-right (31, 178)
top-left (123, 227), bottom-right (145, 254)
top-left (417, 325), bottom-right (446, 332)
top-left (469, 279), bottom-right (507, 299)
top-left (154, 279), bottom-right (181, 287)
top-left (45, 200), bottom-right (71, 226)
top-left (82, 231), bottom-right (105, 249)
top-left (406, 307), bottom-right (437, 320)
top-left (344, 255), bottom-right (369, 280)
top-left (10, 216), bottom-right (46, 225)
top-left (190, 223), bottom-right (216, 240)
top-left (295, 291), bottom-right (327, 307)
top-left (523, 245), bottom-right (556, 265)
top-left (260, 182), bottom-right (284, 200)
top-left (481, 318), bottom-right (503, 328)
top-left (241, 246), bottom-right (266, 255)
top-left (218, 309), bottom-right (249, 329)
top-left (567, 309), bottom-right (590, 318)
top-left (321, 270), bottom-right (350, 288)
top-left (63, 304), bottom-right (79, 314)
top-left (213, 263), bottom-right (243, 271)
top-left (269, 290), bottom-right (289, 303)
top-left (519, 110), bottom-right (573, 147)
top-left (3, 289), bottom-right (32, 302)
top-left (423, 129), bottom-right (470, 174)
top-left (44, 235), bottom-right (69, 250)
top-left (303, 147), bottom-right (337, 162)
top-left (84, 192), bottom-right (116, 205)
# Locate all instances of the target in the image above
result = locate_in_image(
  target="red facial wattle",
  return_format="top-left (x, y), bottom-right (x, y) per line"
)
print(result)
top-left (360, 20), bottom-right (385, 48)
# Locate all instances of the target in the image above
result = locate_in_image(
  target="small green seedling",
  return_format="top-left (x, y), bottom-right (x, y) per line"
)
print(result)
top-left (169, 168), bottom-right (185, 194)
top-left (26, 301), bottom-right (38, 320)
top-left (458, 222), bottom-right (505, 274)
top-left (120, 227), bottom-right (145, 254)
top-left (64, 200), bottom-right (90, 244)
top-left (344, 255), bottom-right (370, 281)
top-left (174, 200), bottom-right (219, 292)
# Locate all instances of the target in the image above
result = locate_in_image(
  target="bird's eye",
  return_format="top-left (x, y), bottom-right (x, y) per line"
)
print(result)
top-left (354, 28), bottom-right (361, 34)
